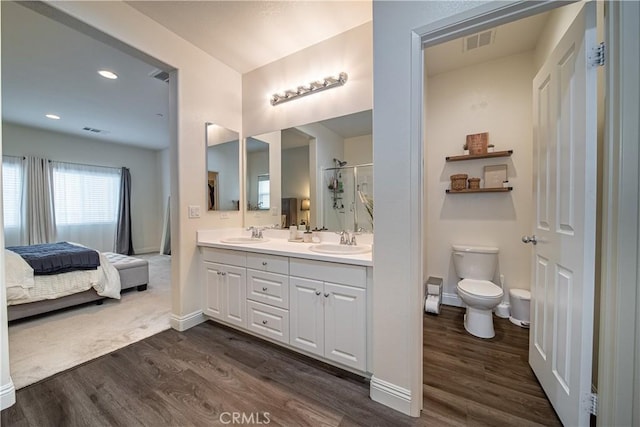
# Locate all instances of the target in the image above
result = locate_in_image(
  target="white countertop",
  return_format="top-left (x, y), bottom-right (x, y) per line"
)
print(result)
top-left (197, 229), bottom-right (373, 267)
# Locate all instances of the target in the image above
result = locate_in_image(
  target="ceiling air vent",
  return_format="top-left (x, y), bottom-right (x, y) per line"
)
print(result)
top-left (149, 69), bottom-right (170, 83)
top-left (463, 29), bottom-right (495, 52)
top-left (82, 126), bottom-right (106, 134)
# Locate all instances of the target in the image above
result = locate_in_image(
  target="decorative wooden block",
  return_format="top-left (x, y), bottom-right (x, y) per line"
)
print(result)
top-left (466, 132), bottom-right (489, 155)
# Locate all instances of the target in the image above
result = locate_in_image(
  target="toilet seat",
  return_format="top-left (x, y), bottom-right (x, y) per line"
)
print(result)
top-left (457, 279), bottom-right (503, 299)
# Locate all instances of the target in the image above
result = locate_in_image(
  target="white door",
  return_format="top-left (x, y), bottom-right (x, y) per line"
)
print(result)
top-left (203, 262), bottom-right (224, 320)
top-left (323, 282), bottom-right (366, 371)
top-left (529, 3), bottom-right (597, 425)
top-left (224, 265), bottom-right (246, 327)
top-left (289, 277), bottom-right (324, 356)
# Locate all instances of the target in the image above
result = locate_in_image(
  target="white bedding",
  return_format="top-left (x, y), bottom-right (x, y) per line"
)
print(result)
top-left (5, 249), bottom-right (121, 306)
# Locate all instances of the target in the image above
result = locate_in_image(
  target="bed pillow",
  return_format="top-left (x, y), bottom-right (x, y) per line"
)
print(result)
top-left (4, 249), bottom-right (35, 289)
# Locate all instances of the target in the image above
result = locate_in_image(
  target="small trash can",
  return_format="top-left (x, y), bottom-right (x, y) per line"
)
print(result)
top-left (509, 288), bottom-right (531, 328)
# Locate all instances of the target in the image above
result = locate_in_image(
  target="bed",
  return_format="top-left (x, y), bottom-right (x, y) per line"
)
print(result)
top-left (5, 243), bottom-right (149, 321)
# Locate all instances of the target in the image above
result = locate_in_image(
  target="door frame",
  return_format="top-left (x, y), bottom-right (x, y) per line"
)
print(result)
top-left (411, 0), bottom-right (636, 421)
top-left (597, 1), bottom-right (640, 425)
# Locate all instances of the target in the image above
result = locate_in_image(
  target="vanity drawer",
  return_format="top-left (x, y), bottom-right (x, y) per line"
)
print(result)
top-left (247, 270), bottom-right (289, 309)
top-left (246, 252), bottom-right (289, 275)
top-left (201, 247), bottom-right (246, 267)
top-left (289, 258), bottom-right (366, 288)
top-left (246, 300), bottom-right (289, 344)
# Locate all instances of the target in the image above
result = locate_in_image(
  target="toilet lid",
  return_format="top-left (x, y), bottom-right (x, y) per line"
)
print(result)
top-left (458, 279), bottom-right (503, 298)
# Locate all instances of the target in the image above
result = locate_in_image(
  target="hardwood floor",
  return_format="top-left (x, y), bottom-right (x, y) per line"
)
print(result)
top-left (2, 321), bottom-right (421, 427)
top-left (3, 308), bottom-right (561, 426)
top-left (423, 305), bottom-right (562, 426)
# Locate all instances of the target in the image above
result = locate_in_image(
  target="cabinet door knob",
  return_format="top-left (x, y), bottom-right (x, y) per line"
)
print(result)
top-left (262, 287), bottom-right (268, 291)
top-left (262, 261), bottom-right (268, 266)
top-left (262, 320), bottom-right (268, 325)
top-left (324, 293), bottom-right (330, 298)
top-left (221, 272), bottom-right (226, 276)
top-left (315, 290), bottom-right (321, 296)
top-left (217, 271), bottom-right (222, 276)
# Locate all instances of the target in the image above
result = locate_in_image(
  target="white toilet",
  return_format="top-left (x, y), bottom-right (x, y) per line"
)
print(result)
top-left (452, 244), bottom-right (504, 339)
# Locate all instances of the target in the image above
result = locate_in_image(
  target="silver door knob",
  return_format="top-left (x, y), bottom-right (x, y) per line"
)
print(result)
top-left (324, 293), bottom-right (330, 298)
top-left (262, 287), bottom-right (268, 291)
top-left (522, 235), bottom-right (538, 245)
top-left (315, 290), bottom-right (321, 295)
top-left (262, 261), bottom-right (267, 266)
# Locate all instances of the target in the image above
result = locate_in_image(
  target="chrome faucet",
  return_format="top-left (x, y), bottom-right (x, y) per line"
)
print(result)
top-left (338, 230), bottom-right (357, 245)
top-left (247, 226), bottom-right (264, 239)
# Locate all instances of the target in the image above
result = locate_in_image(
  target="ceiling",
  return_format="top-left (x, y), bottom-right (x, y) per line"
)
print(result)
top-left (1, 1), bottom-right (171, 150)
top-left (126, 1), bottom-right (373, 74)
top-left (425, 11), bottom-right (550, 77)
top-left (2, 1), bottom-right (549, 152)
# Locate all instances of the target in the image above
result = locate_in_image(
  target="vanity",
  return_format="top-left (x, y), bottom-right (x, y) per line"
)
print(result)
top-left (197, 229), bottom-right (373, 374)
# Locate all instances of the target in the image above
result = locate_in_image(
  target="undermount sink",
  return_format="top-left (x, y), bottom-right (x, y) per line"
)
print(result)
top-left (309, 244), bottom-right (372, 255)
top-left (220, 237), bottom-right (270, 244)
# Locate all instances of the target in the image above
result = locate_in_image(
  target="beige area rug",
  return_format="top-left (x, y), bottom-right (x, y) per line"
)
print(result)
top-left (8, 253), bottom-right (172, 389)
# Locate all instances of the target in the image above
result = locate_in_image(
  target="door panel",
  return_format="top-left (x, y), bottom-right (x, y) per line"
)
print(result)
top-left (203, 262), bottom-right (224, 320)
top-left (224, 265), bottom-right (246, 327)
top-left (324, 282), bottom-right (366, 371)
top-left (289, 277), bottom-right (323, 356)
top-left (529, 3), bottom-right (597, 425)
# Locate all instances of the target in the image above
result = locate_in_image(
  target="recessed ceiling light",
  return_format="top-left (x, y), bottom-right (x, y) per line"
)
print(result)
top-left (98, 70), bottom-right (118, 80)
top-left (45, 114), bottom-right (61, 120)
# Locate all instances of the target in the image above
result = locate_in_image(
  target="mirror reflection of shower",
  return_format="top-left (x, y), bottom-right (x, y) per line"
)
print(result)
top-left (323, 162), bottom-right (373, 232)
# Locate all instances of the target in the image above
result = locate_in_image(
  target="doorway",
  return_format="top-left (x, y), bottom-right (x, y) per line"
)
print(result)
top-left (421, 2), bottom-right (602, 425)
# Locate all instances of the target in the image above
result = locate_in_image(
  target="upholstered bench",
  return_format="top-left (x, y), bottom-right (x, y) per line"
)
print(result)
top-left (103, 252), bottom-right (149, 292)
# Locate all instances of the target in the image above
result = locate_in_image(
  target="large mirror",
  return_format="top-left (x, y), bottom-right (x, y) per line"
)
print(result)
top-left (280, 109), bottom-right (373, 232)
top-left (206, 123), bottom-right (240, 211)
top-left (246, 136), bottom-right (270, 211)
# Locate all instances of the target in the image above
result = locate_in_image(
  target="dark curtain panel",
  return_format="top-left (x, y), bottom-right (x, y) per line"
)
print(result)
top-left (115, 167), bottom-right (134, 255)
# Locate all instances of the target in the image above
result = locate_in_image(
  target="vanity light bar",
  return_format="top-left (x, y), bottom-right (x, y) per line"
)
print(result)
top-left (270, 72), bottom-right (348, 106)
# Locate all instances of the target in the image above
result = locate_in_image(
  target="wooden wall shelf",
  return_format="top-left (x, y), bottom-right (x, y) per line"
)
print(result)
top-left (446, 187), bottom-right (513, 194)
top-left (446, 150), bottom-right (513, 162)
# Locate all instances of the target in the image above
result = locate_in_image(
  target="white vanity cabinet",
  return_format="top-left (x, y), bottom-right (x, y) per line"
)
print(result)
top-left (200, 244), bottom-right (370, 374)
top-left (289, 258), bottom-right (367, 371)
top-left (202, 248), bottom-right (247, 328)
top-left (245, 253), bottom-right (290, 344)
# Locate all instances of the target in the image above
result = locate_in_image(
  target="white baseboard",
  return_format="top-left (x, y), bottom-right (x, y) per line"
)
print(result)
top-left (370, 375), bottom-right (412, 415)
top-left (442, 292), bottom-right (464, 307)
top-left (134, 246), bottom-right (159, 255)
top-left (0, 380), bottom-right (16, 410)
top-left (170, 310), bottom-right (205, 331)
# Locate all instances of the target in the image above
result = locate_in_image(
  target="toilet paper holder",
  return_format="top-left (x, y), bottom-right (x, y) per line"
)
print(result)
top-left (424, 276), bottom-right (443, 314)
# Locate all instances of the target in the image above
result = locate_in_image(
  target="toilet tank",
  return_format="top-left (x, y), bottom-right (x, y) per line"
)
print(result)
top-left (452, 244), bottom-right (499, 280)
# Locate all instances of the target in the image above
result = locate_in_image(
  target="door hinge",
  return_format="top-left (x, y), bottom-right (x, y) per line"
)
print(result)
top-left (588, 392), bottom-right (598, 416)
top-left (590, 42), bottom-right (605, 67)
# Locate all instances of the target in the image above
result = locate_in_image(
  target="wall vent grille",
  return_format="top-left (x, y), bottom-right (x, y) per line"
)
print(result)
top-left (463, 30), bottom-right (495, 52)
top-left (82, 126), bottom-right (106, 133)
top-left (149, 69), bottom-right (170, 83)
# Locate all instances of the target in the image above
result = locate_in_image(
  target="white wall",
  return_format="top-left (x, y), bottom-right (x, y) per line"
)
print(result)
top-left (425, 52), bottom-right (534, 305)
top-left (0, 2), bottom-right (16, 407)
top-left (243, 22), bottom-right (372, 137)
top-left (344, 134), bottom-right (373, 165)
top-left (3, 122), bottom-right (163, 254)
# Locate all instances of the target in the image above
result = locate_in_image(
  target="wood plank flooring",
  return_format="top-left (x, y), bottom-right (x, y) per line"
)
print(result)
top-left (2, 308), bottom-right (562, 426)
top-left (423, 306), bottom-right (562, 426)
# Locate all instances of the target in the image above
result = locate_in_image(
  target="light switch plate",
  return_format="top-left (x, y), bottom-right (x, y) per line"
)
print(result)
top-left (270, 207), bottom-right (279, 216)
top-left (188, 205), bottom-right (201, 218)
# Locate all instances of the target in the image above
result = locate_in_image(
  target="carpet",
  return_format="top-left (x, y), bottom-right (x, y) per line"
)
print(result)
top-left (8, 253), bottom-right (172, 389)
